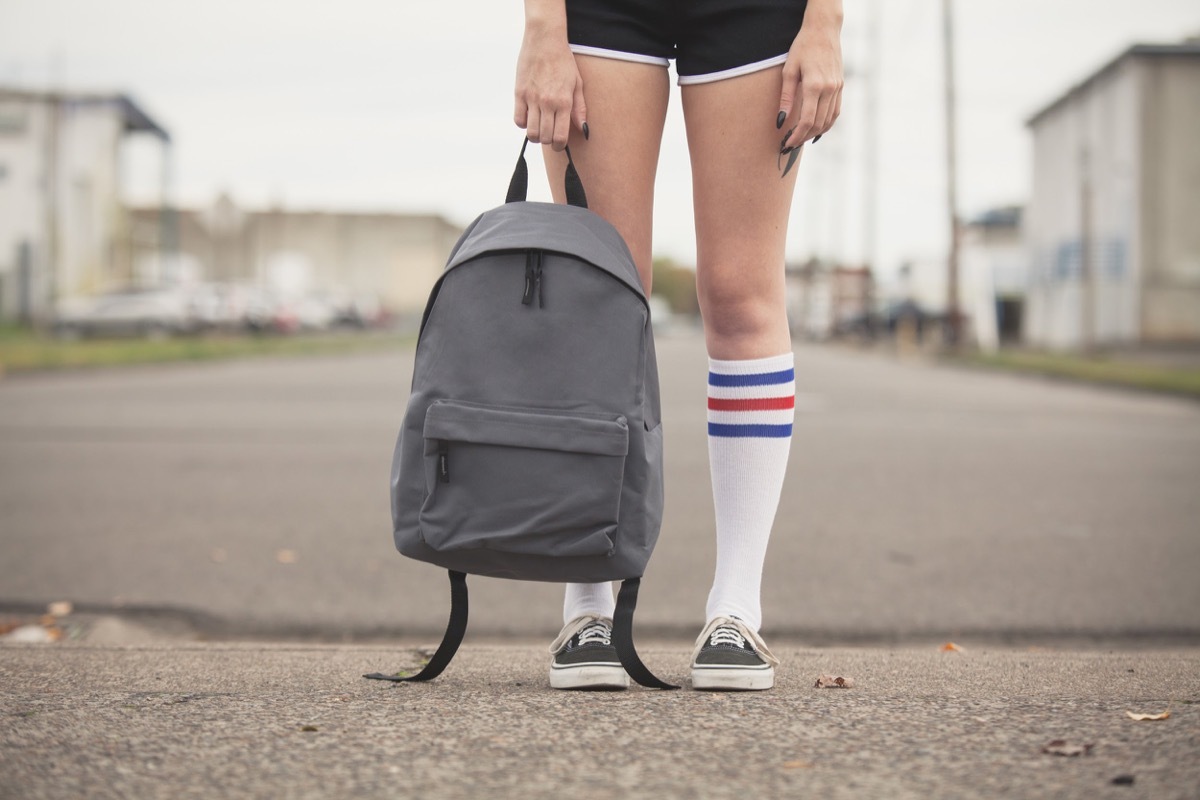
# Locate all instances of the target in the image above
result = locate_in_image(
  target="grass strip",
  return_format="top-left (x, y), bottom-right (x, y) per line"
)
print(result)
top-left (957, 350), bottom-right (1200, 399)
top-left (0, 329), bottom-right (412, 374)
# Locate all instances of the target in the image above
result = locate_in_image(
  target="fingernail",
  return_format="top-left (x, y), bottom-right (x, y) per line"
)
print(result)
top-left (813, 134), bottom-right (822, 143)
top-left (776, 110), bottom-right (786, 129)
top-left (782, 148), bottom-right (800, 178)
top-left (583, 121), bottom-right (590, 141)
top-left (780, 127), bottom-right (796, 152)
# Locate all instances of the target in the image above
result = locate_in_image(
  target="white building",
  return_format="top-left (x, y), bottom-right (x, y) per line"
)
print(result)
top-left (128, 198), bottom-right (464, 318)
top-left (1025, 42), bottom-right (1200, 349)
top-left (0, 88), bottom-right (170, 324)
top-left (961, 206), bottom-right (1026, 350)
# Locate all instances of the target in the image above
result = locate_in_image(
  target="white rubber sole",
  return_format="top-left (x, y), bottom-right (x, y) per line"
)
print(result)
top-left (549, 663), bottom-right (630, 690)
top-left (690, 665), bottom-right (775, 691)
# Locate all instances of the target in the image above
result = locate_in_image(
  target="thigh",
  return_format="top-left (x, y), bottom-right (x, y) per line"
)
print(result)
top-left (542, 55), bottom-right (670, 293)
top-left (682, 66), bottom-right (800, 355)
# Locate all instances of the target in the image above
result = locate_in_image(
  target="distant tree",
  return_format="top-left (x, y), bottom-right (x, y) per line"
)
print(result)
top-left (651, 257), bottom-right (700, 316)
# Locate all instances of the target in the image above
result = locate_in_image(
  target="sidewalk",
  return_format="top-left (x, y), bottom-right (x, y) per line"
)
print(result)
top-left (3, 642), bottom-right (1197, 799)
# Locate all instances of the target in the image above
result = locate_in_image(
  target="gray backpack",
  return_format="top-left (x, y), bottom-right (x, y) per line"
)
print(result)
top-left (365, 141), bottom-right (675, 689)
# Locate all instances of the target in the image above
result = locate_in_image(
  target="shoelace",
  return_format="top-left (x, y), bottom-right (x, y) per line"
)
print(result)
top-left (576, 621), bottom-right (613, 647)
top-left (708, 625), bottom-right (747, 649)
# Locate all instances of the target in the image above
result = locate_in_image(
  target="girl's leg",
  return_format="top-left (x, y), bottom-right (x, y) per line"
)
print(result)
top-left (682, 66), bottom-right (801, 634)
top-left (543, 54), bottom-right (670, 624)
top-left (543, 55), bottom-right (669, 293)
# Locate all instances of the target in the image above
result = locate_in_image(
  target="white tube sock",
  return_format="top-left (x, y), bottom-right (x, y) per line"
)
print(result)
top-left (563, 581), bottom-right (615, 624)
top-left (704, 352), bottom-right (795, 632)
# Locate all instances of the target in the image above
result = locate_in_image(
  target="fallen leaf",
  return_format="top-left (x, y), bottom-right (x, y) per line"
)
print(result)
top-left (1111, 775), bottom-right (1135, 786)
top-left (1125, 710), bottom-right (1170, 721)
top-left (47, 601), bottom-right (73, 617)
top-left (941, 642), bottom-right (963, 652)
top-left (814, 675), bottom-right (855, 688)
top-left (1042, 739), bottom-right (1094, 757)
top-left (781, 761), bottom-right (813, 770)
top-left (299, 725), bottom-right (318, 732)
top-left (275, 549), bottom-right (298, 564)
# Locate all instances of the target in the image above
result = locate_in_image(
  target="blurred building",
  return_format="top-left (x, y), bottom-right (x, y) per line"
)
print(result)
top-left (0, 88), bottom-right (170, 324)
top-left (1025, 42), bottom-right (1200, 349)
top-left (127, 199), bottom-right (463, 318)
top-left (962, 206), bottom-right (1026, 349)
top-left (785, 259), bottom-right (875, 339)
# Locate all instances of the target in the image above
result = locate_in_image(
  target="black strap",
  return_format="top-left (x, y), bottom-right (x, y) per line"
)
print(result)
top-left (612, 577), bottom-right (679, 690)
top-left (505, 138), bottom-right (588, 209)
top-left (364, 570), bottom-right (468, 683)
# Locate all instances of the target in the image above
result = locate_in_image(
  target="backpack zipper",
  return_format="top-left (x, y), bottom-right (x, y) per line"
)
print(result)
top-left (521, 249), bottom-right (544, 308)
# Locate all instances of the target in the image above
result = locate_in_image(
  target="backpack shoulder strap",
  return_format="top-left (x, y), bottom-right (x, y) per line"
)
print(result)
top-left (613, 577), bottom-right (680, 690)
top-left (364, 570), bottom-right (468, 683)
top-left (364, 572), bottom-right (677, 690)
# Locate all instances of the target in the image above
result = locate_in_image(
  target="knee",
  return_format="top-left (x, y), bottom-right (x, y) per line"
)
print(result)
top-left (696, 265), bottom-right (788, 346)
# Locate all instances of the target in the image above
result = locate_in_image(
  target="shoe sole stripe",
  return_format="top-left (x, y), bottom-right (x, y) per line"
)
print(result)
top-left (551, 661), bottom-right (625, 670)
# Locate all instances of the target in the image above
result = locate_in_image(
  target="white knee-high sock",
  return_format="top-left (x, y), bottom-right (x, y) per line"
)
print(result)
top-left (563, 582), bottom-right (615, 624)
top-left (705, 353), bottom-right (795, 632)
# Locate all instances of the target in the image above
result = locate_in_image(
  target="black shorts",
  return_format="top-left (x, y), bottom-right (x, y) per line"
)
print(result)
top-left (566, 0), bottom-right (807, 85)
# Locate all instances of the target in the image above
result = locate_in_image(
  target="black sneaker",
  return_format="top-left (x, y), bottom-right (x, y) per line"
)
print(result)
top-left (548, 615), bottom-right (629, 690)
top-left (690, 616), bottom-right (779, 691)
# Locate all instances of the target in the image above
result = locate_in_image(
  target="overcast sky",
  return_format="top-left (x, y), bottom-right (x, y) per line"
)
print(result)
top-left (2, 0), bottom-right (1198, 279)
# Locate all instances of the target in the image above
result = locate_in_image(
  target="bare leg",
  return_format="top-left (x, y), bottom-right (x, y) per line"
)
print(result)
top-left (543, 54), bottom-right (670, 624)
top-left (683, 67), bottom-right (800, 634)
top-left (683, 67), bottom-right (798, 360)
top-left (542, 55), bottom-right (670, 294)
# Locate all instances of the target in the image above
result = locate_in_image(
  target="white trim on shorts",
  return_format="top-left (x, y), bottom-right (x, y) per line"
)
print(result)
top-left (569, 44), bottom-right (670, 67)
top-left (677, 53), bottom-right (789, 86)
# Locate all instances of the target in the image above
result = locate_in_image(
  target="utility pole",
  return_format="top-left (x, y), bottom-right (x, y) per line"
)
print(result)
top-left (941, 0), bottom-right (961, 346)
top-left (863, 0), bottom-right (880, 284)
top-left (1079, 144), bottom-right (1094, 351)
top-left (43, 92), bottom-right (61, 326)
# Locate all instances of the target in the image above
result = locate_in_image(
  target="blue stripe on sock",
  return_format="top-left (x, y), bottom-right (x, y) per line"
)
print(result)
top-left (708, 368), bottom-right (795, 387)
top-left (708, 423), bottom-right (794, 438)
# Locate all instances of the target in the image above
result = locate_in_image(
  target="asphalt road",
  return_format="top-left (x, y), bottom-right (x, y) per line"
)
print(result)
top-left (3, 644), bottom-right (1198, 800)
top-left (1, 332), bottom-right (1198, 643)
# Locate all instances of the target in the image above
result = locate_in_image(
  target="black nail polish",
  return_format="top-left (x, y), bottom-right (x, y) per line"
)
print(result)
top-left (582, 121), bottom-right (590, 141)
top-left (782, 147), bottom-right (800, 178)
top-left (776, 110), bottom-right (786, 129)
top-left (813, 134), bottom-right (822, 143)
top-left (780, 127), bottom-right (796, 153)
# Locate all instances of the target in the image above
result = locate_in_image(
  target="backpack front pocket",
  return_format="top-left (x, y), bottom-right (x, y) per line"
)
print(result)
top-left (419, 400), bottom-right (629, 557)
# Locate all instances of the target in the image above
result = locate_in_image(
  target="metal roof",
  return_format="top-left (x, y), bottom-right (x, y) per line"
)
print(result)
top-left (967, 205), bottom-right (1022, 229)
top-left (0, 87), bottom-right (169, 141)
top-left (1026, 41), bottom-right (1200, 127)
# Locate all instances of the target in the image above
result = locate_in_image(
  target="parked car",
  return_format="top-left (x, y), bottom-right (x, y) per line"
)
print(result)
top-left (185, 283), bottom-right (283, 333)
top-left (54, 289), bottom-right (200, 339)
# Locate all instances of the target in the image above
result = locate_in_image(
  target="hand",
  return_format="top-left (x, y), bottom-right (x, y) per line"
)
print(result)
top-left (514, 23), bottom-right (588, 151)
top-left (777, 12), bottom-right (844, 150)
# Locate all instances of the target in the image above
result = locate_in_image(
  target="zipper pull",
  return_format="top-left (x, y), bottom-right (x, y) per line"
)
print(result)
top-left (535, 250), bottom-right (545, 308)
top-left (522, 251), bottom-right (536, 305)
top-left (437, 440), bottom-right (450, 483)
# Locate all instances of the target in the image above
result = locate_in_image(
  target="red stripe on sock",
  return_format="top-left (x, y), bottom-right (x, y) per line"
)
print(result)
top-left (707, 396), bottom-right (795, 412)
